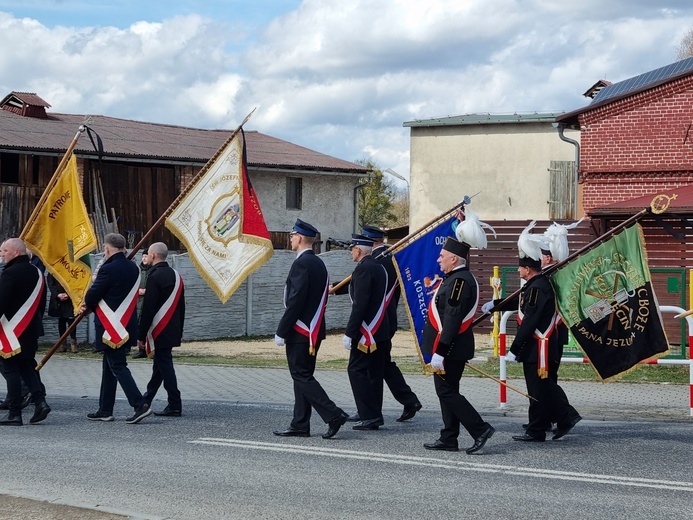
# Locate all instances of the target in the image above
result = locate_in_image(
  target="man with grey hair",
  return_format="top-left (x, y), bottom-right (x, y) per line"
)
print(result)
top-left (82, 233), bottom-right (151, 424)
top-left (137, 242), bottom-right (185, 416)
top-left (341, 233), bottom-right (390, 431)
top-left (422, 236), bottom-right (494, 454)
top-left (0, 238), bottom-right (51, 425)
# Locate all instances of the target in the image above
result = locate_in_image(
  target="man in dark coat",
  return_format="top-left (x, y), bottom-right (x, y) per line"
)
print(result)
top-left (422, 237), bottom-right (494, 454)
top-left (82, 233), bottom-right (151, 424)
top-left (137, 242), bottom-right (185, 416)
top-left (273, 219), bottom-right (348, 439)
top-left (508, 255), bottom-right (581, 442)
top-left (0, 238), bottom-right (51, 425)
top-left (342, 233), bottom-right (390, 431)
top-left (361, 225), bottom-right (422, 422)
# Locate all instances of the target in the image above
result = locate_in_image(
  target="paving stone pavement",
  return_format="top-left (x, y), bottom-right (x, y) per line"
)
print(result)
top-left (35, 356), bottom-right (693, 422)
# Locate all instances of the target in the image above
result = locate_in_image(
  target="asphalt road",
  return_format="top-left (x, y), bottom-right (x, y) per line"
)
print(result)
top-left (1, 397), bottom-right (691, 519)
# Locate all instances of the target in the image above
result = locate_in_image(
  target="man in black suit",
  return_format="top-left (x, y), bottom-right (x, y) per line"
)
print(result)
top-left (422, 237), bottom-right (494, 454)
top-left (0, 238), bottom-right (51, 426)
top-left (82, 233), bottom-right (152, 424)
top-left (361, 225), bottom-right (422, 422)
top-left (343, 234), bottom-right (390, 431)
top-left (137, 242), bottom-right (185, 417)
top-left (508, 254), bottom-right (581, 442)
top-left (273, 219), bottom-right (348, 439)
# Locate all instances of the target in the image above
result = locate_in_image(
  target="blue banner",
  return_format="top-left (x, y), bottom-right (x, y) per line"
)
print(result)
top-left (392, 216), bottom-right (458, 364)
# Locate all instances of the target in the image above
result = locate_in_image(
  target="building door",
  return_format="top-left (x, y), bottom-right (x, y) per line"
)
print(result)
top-left (548, 160), bottom-right (576, 219)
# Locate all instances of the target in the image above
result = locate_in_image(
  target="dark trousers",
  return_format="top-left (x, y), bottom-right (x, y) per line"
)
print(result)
top-left (58, 317), bottom-right (76, 340)
top-left (434, 359), bottom-right (488, 445)
top-left (523, 362), bottom-right (574, 440)
top-left (285, 341), bottom-right (342, 431)
top-left (0, 343), bottom-right (45, 415)
top-left (549, 347), bottom-right (580, 426)
top-left (98, 347), bottom-right (145, 414)
top-left (382, 339), bottom-right (419, 407)
top-left (347, 338), bottom-right (388, 421)
top-left (144, 347), bottom-right (181, 410)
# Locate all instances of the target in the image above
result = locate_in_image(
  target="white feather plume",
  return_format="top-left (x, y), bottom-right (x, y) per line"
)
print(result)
top-left (543, 218), bottom-right (583, 262)
top-left (517, 220), bottom-right (546, 261)
top-left (455, 208), bottom-right (496, 250)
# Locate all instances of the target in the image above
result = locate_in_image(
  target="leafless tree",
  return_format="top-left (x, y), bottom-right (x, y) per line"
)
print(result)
top-left (676, 27), bottom-right (693, 60)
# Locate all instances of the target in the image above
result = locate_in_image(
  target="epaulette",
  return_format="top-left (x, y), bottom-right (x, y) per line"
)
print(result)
top-left (448, 278), bottom-right (465, 306)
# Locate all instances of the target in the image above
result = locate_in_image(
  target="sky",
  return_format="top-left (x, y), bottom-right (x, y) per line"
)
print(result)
top-left (2, 1), bottom-right (693, 187)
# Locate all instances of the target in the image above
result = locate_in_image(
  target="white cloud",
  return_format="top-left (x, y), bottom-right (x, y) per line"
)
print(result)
top-left (2, 1), bottom-right (693, 179)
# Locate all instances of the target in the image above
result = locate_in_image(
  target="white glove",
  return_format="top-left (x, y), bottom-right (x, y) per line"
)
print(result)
top-left (481, 301), bottom-right (494, 313)
top-left (342, 335), bottom-right (353, 350)
top-left (431, 353), bottom-right (445, 370)
top-left (505, 351), bottom-right (518, 363)
top-left (491, 277), bottom-right (502, 292)
top-left (274, 335), bottom-right (285, 347)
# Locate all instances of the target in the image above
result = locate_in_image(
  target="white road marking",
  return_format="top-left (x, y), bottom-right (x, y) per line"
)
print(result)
top-left (189, 438), bottom-right (692, 492)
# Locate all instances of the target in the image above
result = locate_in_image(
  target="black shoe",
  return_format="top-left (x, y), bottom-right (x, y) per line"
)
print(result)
top-left (522, 422), bottom-right (553, 432)
top-left (396, 402), bottom-right (422, 422)
top-left (132, 349), bottom-right (148, 359)
top-left (29, 400), bottom-right (51, 424)
top-left (347, 412), bottom-right (360, 422)
top-left (323, 412), bottom-right (349, 439)
top-left (512, 433), bottom-right (544, 442)
top-left (423, 440), bottom-right (459, 452)
top-left (126, 403), bottom-right (152, 424)
top-left (352, 417), bottom-right (384, 431)
top-left (20, 393), bottom-right (32, 410)
top-left (466, 425), bottom-right (495, 454)
top-left (552, 415), bottom-right (582, 440)
top-left (87, 412), bottom-right (114, 422)
top-left (154, 406), bottom-right (182, 417)
top-left (273, 427), bottom-right (310, 437)
top-left (0, 413), bottom-right (23, 426)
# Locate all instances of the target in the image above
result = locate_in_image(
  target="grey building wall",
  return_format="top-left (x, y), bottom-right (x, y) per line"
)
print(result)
top-left (40, 250), bottom-right (409, 345)
top-left (251, 169), bottom-right (363, 250)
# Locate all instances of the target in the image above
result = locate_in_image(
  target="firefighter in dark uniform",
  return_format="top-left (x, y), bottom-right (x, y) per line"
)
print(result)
top-left (360, 225), bottom-right (422, 422)
top-left (273, 219), bottom-right (349, 439)
top-left (342, 234), bottom-right (390, 431)
top-left (422, 237), bottom-right (495, 454)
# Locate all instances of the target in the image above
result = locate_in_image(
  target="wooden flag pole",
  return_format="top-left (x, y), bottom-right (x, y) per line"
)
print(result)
top-left (329, 197), bottom-right (470, 294)
top-left (126, 108), bottom-right (256, 260)
top-left (38, 111), bottom-right (256, 371)
top-left (20, 126), bottom-right (86, 238)
top-left (471, 199), bottom-right (663, 327)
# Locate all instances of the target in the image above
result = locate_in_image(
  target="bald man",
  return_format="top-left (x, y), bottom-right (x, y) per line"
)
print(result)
top-left (0, 238), bottom-right (51, 425)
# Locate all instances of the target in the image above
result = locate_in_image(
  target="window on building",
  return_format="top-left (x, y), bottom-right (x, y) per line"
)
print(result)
top-left (286, 177), bottom-right (303, 210)
top-left (0, 153), bottom-right (19, 184)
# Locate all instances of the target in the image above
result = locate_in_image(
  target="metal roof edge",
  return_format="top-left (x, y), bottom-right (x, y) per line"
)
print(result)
top-left (403, 112), bottom-right (564, 128)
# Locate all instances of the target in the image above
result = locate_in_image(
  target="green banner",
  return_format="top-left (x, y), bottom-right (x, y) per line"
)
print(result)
top-left (550, 224), bottom-right (669, 380)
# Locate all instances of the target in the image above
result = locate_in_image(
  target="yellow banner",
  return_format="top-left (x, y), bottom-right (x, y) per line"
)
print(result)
top-left (23, 154), bottom-right (97, 313)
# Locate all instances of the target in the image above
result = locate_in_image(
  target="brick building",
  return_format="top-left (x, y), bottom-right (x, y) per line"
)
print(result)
top-left (557, 57), bottom-right (693, 213)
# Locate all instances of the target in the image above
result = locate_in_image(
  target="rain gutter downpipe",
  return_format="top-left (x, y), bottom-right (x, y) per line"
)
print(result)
top-left (554, 122), bottom-right (580, 218)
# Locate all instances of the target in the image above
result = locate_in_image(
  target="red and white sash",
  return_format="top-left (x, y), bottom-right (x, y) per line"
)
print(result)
top-left (0, 266), bottom-right (44, 358)
top-left (145, 270), bottom-right (184, 356)
top-left (353, 268), bottom-right (388, 353)
top-left (427, 274), bottom-right (479, 354)
top-left (517, 307), bottom-right (559, 379)
top-left (293, 275), bottom-right (329, 356)
top-left (96, 273), bottom-right (140, 348)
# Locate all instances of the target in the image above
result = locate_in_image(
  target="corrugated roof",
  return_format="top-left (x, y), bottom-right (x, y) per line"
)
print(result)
top-left (403, 112), bottom-right (563, 128)
top-left (0, 109), bottom-right (365, 174)
top-left (588, 185), bottom-right (693, 217)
